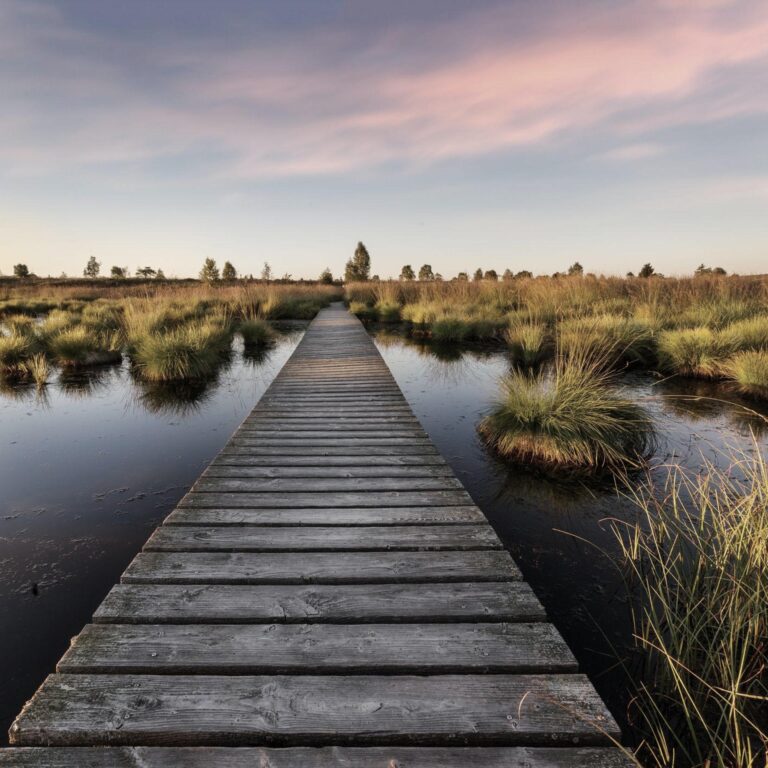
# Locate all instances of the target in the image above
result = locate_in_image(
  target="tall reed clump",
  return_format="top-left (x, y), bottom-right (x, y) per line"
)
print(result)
top-left (0, 335), bottom-right (32, 377)
top-left (46, 326), bottom-right (122, 367)
top-left (130, 320), bottom-right (232, 382)
top-left (505, 320), bottom-right (550, 368)
top-left (558, 315), bottom-right (656, 368)
top-left (657, 327), bottom-right (734, 378)
top-left (238, 318), bottom-right (272, 347)
top-left (725, 350), bottom-right (768, 400)
top-left (611, 453), bottom-right (768, 768)
top-left (479, 342), bottom-right (654, 474)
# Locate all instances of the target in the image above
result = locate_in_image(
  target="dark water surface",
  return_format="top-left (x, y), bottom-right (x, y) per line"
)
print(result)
top-left (0, 329), bottom-right (304, 742)
top-left (1, 323), bottom-right (766, 745)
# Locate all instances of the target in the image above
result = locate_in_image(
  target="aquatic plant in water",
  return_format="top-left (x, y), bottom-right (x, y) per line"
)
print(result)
top-left (725, 350), bottom-right (768, 400)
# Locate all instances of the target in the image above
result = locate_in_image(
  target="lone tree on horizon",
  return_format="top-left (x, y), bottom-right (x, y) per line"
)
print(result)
top-left (344, 241), bottom-right (371, 282)
top-left (222, 261), bottom-right (237, 280)
top-left (136, 266), bottom-right (157, 278)
top-left (319, 267), bottom-right (334, 284)
top-left (83, 255), bottom-right (100, 278)
top-left (200, 257), bottom-right (220, 282)
top-left (639, 263), bottom-right (655, 278)
top-left (568, 262), bottom-right (584, 276)
top-left (110, 266), bottom-right (128, 278)
top-left (399, 264), bottom-right (415, 281)
top-left (418, 264), bottom-right (434, 281)
top-left (13, 263), bottom-right (30, 278)
top-left (473, 268), bottom-right (483, 281)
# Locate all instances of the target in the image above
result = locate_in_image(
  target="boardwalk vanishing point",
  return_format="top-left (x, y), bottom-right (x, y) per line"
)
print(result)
top-left (3, 305), bottom-right (632, 767)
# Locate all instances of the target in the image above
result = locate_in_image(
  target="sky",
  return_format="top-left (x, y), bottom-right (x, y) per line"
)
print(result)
top-left (1, 0), bottom-right (767, 280)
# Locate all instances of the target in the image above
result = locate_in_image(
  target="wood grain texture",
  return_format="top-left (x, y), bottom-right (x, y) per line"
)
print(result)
top-left (165, 505), bottom-right (485, 526)
top-left (0, 746), bottom-right (638, 767)
top-left (93, 582), bottom-right (540, 623)
top-left (144, 524), bottom-right (502, 552)
top-left (193, 476), bottom-right (464, 492)
top-left (121, 550), bottom-right (522, 584)
top-left (10, 674), bottom-right (619, 746)
top-left (178, 490), bottom-right (475, 508)
top-left (59, 622), bottom-right (576, 674)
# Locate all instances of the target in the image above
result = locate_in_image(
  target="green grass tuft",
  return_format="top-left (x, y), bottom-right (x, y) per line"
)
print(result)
top-left (657, 327), bottom-right (734, 378)
top-left (505, 321), bottom-right (550, 368)
top-left (725, 350), bottom-right (768, 400)
top-left (479, 351), bottom-right (654, 474)
top-left (238, 318), bottom-right (272, 346)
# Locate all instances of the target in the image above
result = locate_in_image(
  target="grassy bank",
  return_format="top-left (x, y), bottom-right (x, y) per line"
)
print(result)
top-left (0, 281), bottom-right (340, 384)
top-left (347, 276), bottom-right (768, 397)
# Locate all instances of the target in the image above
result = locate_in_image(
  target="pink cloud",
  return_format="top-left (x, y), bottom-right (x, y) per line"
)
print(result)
top-left (1, 0), bottom-right (768, 179)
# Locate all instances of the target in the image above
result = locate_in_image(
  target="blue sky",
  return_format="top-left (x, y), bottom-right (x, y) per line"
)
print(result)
top-left (1, 0), bottom-right (767, 279)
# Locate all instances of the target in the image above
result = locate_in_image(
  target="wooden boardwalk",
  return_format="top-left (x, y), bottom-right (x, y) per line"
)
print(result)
top-left (3, 306), bottom-right (631, 767)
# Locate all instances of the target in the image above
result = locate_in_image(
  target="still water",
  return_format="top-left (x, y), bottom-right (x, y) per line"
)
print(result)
top-left (0, 324), bottom-right (766, 745)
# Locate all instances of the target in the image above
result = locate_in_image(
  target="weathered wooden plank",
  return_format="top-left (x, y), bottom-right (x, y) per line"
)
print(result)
top-left (203, 464), bottom-right (455, 478)
top-left (144, 524), bottom-right (502, 552)
top-left (218, 443), bottom-right (446, 460)
top-left (10, 673), bottom-right (619, 746)
top-left (122, 550), bottom-right (521, 584)
top-left (229, 436), bottom-right (433, 445)
top-left (193, 476), bottom-right (464, 492)
top-left (59, 623), bottom-right (576, 674)
top-left (239, 422), bottom-right (424, 433)
top-left (166, 505), bottom-right (484, 526)
top-left (94, 582), bottom-right (540, 623)
top-left (179, 490), bottom-right (474, 508)
top-left (0, 746), bottom-right (639, 767)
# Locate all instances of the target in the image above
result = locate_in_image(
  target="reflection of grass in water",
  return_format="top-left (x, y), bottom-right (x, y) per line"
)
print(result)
top-left (242, 344), bottom-right (273, 367)
top-left (137, 379), bottom-right (214, 416)
top-left (57, 366), bottom-right (115, 397)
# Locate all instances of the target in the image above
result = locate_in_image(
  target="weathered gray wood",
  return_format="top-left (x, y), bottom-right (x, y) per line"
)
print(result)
top-left (122, 550), bottom-right (522, 584)
top-left (144, 524), bottom-right (502, 552)
top-left (219, 446), bottom-right (442, 457)
top-left (94, 582), bottom-right (540, 623)
top-left (59, 623), bottom-right (576, 674)
top-left (215, 451), bottom-right (447, 465)
top-left (166, 505), bottom-right (484, 526)
top-left (230, 436), bottom-right (434, 445)
top-left (10, 673), bottom-right (619, 746)
top-left (203, 463), bottom-right (456, 478)
top-left (179, 490), bottom-right (474, 508)
top-left (0, 746), bottom-right (639, 767)
top-left (193, 476), bottom-right (464, 492)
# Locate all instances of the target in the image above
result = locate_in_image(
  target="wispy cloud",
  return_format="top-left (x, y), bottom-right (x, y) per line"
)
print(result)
top-left (1, 0), bottom-right (768, 179)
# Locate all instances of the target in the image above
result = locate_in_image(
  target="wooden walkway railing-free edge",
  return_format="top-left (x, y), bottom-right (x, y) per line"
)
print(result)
top-left (2, 305), bottom-right (633, 767)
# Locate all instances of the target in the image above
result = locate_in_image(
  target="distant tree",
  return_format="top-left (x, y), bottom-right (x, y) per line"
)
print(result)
top-left (110, 266), bottom-right (128, 278)
top-left (515, 270), bottom-right (533, 279)
top-left (371, 274), bottom-right (380, 281)
top-left (344, 241), bottom-right (371, 282)
top-left (155, 269), bottom-right (166, 280)
top-left (567, 261), bottom-right (584, 276)
top-left (502, 268), bottom-right (514, 281)
top-left (483, 269), bottom-right (498, 281)
top-left (199, 258), bottom-right (220, 282)
top-left (694, 263), bottom-right (710, 276)
top-left (281, 272), bottom-right (292, 280)
top-left (261, 262), bottom-right (272, 281)
top-left (434, 273), bottom-right (443, 281)
top-left (551, 272), bottom-right (564, 278)
top-left (83, 255), bottom-right (101, 278)
top-left (319, 267), bottom-right (334, 284)
top-left (456, 271), bottom-right (469, 281)
top-left (418, 264), bottom-right (434, 281)
top-left (638, 263), bottom-right (656, 278)
top-left (399, 264), bottom-right (415, 281)
top-left (626, 271), bottom-right (635, 278)
top-left (13, 263), bottom-right (30, 278)
top-left (136, 266), bottom-right (157, 278)
top-left (222, 261), bottom-right (237, 280)
top-left (713, 267), bottom-right (727, 275)
top-left (473, 268), bottom-right (484, 281)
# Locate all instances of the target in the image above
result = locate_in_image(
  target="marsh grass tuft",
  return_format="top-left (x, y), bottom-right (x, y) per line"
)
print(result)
top-left (611, 452), bottom-right (768, 767)
top-left (725, 350), bottom-right (768, 400)
top-left (24, 353), bottom-right (50, 389)
top-left (657, 327), bottom-right (734, 378)
top-left (238, 318), bottom-right (272, 346)
top-left (479, 343), bottom-right (654, 474)
top-left (0, 335), bottom-right (32, 376)
top-left (505, 320), bottom-right (550, 368)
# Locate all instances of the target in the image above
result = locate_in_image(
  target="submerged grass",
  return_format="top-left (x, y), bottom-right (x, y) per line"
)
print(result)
top-left (611, 452), bottom-right (768, 767)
